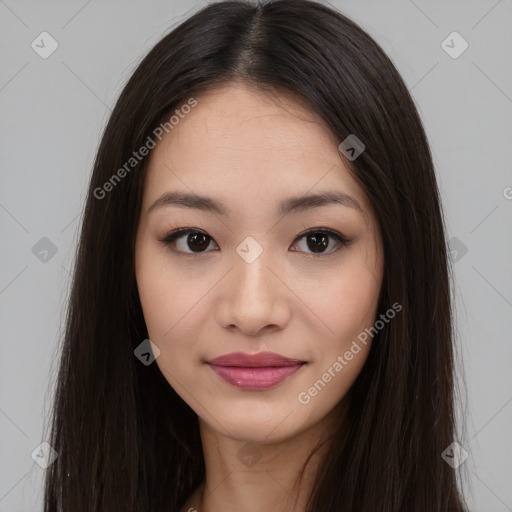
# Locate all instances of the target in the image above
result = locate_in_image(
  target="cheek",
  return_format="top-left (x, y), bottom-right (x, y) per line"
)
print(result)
top-left (135, 242), bottom-right (216, 359)
top-left (136, 260), bottom-right (206, 387)
top-left (137, 267), bottom-right (202, 341)
top-left (136, 239), bottom-right (183, 340)
top-left (299, 260), bottom-right (381, 342)
top-left (298, 255), bottom-right (381, 403)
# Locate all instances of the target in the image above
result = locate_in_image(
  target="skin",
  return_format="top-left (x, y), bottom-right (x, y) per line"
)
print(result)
top-left (135, 82), bottom-right (384, 512)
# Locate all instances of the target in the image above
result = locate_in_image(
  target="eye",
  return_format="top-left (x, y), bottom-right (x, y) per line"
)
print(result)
top-left (290, 227), bottom-right (352, 257)
top-left (158, 227), bottom-right (218, 255)
top-left (158, 226), bottom-right (352, 257)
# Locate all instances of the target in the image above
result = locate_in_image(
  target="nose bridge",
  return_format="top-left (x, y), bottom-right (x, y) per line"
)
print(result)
top-left (216, 235), bottom-right (290, 335)
top-left (233, 236), bottom-right (274, 301)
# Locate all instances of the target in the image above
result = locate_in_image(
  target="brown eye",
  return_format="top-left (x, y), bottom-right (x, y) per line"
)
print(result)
top-left (290, 228), bottom-right (351, 257)
top-left (305, 232), bottom-right (329, 253)
top-left (185, 232), bottom-right (211, 252)
top-left (160, 229), bottom-right (217, 254)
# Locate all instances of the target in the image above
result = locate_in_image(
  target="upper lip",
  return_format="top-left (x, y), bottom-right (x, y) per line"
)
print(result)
top-left (206, 351), bottom-right (306, 367)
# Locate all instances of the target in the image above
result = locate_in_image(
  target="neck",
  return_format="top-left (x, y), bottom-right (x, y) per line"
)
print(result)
top-left (184, 401), bottom-right (348, 512)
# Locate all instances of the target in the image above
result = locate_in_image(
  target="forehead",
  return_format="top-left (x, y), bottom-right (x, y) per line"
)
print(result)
top-left (151, 83), bottom-right (340, 163)
top-left (142, 83), bottom-right (370, 219)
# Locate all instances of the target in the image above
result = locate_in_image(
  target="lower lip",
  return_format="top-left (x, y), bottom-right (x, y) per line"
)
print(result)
top-left (207, 363), bottom-right (305, 390)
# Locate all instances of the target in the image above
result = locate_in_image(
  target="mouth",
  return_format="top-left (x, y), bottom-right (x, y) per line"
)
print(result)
top-left (205, 352), bottom-right (307, 390)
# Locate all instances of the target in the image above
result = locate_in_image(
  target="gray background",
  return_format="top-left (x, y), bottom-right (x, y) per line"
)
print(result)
top-left (1, 0), bottom-right (511, 510)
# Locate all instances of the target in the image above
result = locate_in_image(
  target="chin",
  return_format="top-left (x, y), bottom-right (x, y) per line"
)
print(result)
top-left (200, 407), bottom-right (306, 445)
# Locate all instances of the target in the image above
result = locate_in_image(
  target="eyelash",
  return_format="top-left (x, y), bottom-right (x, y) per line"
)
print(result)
top-left (158, 224), bottom-right (352, 259)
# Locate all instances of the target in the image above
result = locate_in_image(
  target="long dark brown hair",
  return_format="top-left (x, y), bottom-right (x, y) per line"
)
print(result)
top-left (43, 0), bottom-right (468, 510)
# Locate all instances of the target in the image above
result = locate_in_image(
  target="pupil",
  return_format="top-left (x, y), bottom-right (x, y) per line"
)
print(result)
top-left (188, 233), bottom-right (209, 252)
top-left (308, 233), bottom-right (328, 253)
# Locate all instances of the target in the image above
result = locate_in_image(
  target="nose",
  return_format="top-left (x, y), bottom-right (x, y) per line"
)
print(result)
top-left (215, 247), bottom-right (292, 337)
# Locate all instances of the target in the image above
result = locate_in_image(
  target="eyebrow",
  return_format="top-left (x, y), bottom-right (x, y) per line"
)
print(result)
top-left (147, 190), bottom-right (363, 217)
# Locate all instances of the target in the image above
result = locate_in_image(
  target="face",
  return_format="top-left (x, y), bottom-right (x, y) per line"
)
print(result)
top-left (135, 83), bottom-right (384, 444)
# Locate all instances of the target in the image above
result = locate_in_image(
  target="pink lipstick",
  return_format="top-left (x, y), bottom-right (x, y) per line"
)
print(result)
top-left (206, 351), bottom-right (306, 390)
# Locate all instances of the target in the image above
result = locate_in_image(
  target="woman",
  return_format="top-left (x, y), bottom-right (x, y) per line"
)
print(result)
top-left (43, 0), bottom-right (468, 510)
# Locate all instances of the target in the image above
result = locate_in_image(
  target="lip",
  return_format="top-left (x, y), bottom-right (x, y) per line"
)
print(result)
top-left (206, 351), bottom-right (306, 367)
top-left (206, 351), bottom-right (307, 390)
